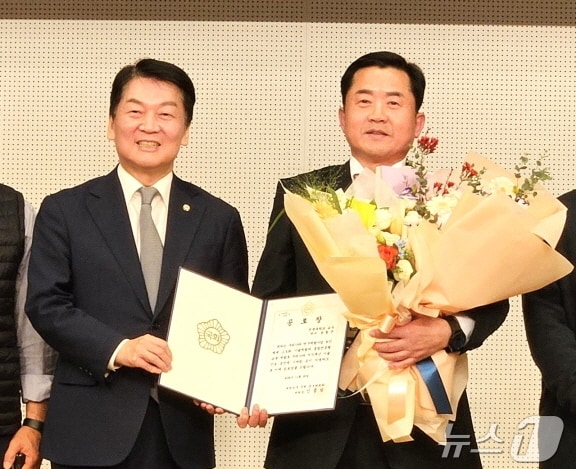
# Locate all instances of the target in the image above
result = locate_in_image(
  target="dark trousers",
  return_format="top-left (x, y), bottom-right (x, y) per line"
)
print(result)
top-left (335, 404), bottom-right (392, 469)
top-left (51, 399), bottom-right (180, 469)
top-left (336, 399), bottom-right (482, 469)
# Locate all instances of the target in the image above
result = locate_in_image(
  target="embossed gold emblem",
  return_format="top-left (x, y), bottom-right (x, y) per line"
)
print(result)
top-left (302, 301), bottom-right (315, 315)
top-left (197, 319), bottom-right (230, 354)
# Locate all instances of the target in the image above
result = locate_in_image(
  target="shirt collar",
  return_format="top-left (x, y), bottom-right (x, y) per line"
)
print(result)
top-left (116, 164), bottom-right (173, 206)
top-left (348, 156), bottom-right (407, 180)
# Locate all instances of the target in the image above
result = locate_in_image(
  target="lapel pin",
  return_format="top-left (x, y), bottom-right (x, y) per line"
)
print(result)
top-left (182, 204), bottom-right (191, 212)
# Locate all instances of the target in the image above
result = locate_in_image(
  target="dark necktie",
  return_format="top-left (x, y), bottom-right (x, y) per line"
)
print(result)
top-left (139, 186), bottom-right (163, 311)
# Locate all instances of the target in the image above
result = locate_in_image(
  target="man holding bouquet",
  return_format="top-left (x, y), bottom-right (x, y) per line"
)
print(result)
top-left (252, 51), bottom-right (509, 469)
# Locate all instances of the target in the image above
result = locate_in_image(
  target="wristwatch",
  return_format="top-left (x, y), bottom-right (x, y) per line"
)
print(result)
top-left (443, 316), bottom-right (466, 353)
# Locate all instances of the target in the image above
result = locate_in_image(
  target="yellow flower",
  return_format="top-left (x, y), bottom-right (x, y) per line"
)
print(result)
top-left (348, 198), bottom-right (376, 228)
top-left (312, 200), bottom-right (340, 218)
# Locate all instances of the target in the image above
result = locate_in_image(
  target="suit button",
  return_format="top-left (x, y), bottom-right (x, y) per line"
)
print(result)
top-left (152, 322), bottom-right (161, 330)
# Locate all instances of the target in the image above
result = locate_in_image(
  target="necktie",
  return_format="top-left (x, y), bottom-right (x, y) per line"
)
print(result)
top-left (139, 186), bottom-right (163, 311)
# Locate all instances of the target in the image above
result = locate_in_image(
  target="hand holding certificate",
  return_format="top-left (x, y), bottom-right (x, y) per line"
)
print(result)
top-left (159, 268), bottom-right (349, 416)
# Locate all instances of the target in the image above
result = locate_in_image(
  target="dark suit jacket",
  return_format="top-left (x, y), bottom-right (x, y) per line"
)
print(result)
top-left (252, 162), bottom-right (509, 469)
top-left (522, 189), bottom-right (576, 469)
top-left (26, 170), bottom-right (249, 468)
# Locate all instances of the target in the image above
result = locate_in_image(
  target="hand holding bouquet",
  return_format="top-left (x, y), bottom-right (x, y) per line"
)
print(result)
top-left (282, 136), bottom-right (572, 442)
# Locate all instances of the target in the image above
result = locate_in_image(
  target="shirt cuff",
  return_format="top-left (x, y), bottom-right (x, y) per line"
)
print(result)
top-left (21, 374), bottom-right (53, 402)
top-left (108, 339), bottom-right (129, 372)
top-left (453, 312), bottom-right (475, 343)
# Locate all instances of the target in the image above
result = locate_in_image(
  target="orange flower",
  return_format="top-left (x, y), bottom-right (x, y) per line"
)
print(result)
top-left (378, 244), bottom-right (399, 270)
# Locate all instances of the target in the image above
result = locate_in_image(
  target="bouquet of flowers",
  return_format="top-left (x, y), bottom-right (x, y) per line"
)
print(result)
top-left (282, 136), bottom-right (572, 442)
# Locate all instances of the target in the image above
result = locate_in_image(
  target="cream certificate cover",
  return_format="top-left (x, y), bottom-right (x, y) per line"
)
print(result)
top-left (159, 268), bottom-right (348, 415)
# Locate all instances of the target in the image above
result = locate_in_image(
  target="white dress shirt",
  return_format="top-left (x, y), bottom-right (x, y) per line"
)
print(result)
top-left (107, 165), bottom-right (172, 371)
top-left (17, 201), bottom-right (57, 402)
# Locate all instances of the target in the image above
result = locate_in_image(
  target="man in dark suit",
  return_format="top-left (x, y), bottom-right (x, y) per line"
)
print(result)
top-left (25, 59), bottom-right (250, 469)
top-left (522, 190), bottom-right (576, 468)
top-left (252, 51), bottom-right (509, 469)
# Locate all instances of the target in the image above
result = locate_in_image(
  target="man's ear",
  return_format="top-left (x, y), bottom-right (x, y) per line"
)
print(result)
top-left (106, 116), bottom-right (115, 140)
top-left (415, 112), bottom-right (426, 137)
top-left (180, 125), bottom-right (190, 146)
top-left (338, 106), bottom-right (346, 131)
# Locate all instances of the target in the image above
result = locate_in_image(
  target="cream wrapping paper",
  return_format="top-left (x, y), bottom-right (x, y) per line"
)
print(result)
top-left (282, 151), bottom-right (573, 443)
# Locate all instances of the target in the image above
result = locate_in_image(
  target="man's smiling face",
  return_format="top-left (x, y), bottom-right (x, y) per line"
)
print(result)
top-left (338, 66), bottom-right (425, 169)
top-left (107, 77), bottom-right (190, 183)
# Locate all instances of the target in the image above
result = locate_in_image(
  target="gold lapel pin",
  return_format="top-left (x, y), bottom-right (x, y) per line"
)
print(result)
top-left (182, 204), bottom-right (191, 212)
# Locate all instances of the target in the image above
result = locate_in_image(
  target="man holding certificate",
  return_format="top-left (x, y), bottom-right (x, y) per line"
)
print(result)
top-left (252, 51), bottom-right (509, 469)
top-left (25, 58), bottom-right (259, 469)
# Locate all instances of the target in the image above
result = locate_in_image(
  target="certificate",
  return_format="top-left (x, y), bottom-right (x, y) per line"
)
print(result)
top-left (159, 267), bottom-right (349, 415)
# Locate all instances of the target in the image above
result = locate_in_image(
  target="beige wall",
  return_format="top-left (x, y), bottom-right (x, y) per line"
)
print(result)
top-left (2, 1), bottom-right (575, 468)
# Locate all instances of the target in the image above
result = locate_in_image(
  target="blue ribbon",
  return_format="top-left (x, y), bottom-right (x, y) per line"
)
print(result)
top-left (416, 357), bottom-right (452, 414)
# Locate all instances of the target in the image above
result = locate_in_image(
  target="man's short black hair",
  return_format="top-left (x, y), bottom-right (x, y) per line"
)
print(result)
top-left (109, 58), bottom-right (195, 125)
top-left (340, 51), bottom-right (425, 111)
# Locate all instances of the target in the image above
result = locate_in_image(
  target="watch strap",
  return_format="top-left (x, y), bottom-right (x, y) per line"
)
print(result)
top-left (444, 315), bottom-right (466, 353)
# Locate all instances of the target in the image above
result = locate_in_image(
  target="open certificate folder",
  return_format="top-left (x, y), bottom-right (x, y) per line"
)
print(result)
top-left (159, 268), bottom-right (349, 416)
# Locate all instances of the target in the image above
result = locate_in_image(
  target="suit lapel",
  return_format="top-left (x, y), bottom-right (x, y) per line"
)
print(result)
top-left (155, 176), bottom-right (206, 315)
top-left (86, 171), bottom-right (151, 313)
top-left (336, 162), bottom-right (352, 190)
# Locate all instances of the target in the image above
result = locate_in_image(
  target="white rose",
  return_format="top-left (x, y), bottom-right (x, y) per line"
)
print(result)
top-left (394, 259), bottom-right (414, 281)
top-left (374, 208), bottom-right (393, 230)
top-left (383, 231), bottom-right (400, 246)
top-left (403, 210), bottom-right (422, 226)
